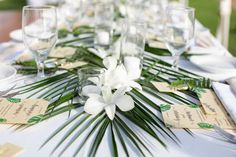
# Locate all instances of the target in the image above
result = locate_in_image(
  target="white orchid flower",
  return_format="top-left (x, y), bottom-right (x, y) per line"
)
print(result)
top-left (101, 56), bottom-right (142, 91)
top-left (84, 86), bottom-right (135, 120)
top-left (82, 56), bottom-right (142, 98)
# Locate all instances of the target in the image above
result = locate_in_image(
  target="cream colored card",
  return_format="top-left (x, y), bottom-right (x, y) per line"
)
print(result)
top-left (161, 104), bottom-right (210, 129)
top-left (0, 143), bottom-right (23, 157)
top-left (0, 98), bottom-right (49, 124)
top-left (148, 41), bottom-right (167, 49)
top-left (60, 61), bottom-right (88, 70)
top-left (198, 89), bottom-right (221, 115)
top-left (151, 82), bottom-right (176, 93)
top-left (151, 81), bottom-right (188, 93)
top-left (49, 47), bottom-right (76, 58)
top-left (161, 104), bottom-right (236, 129)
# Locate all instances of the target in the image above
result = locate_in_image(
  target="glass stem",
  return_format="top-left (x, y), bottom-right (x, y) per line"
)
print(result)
top-left (37, 60), bottom-right (45, 79)
top-left (172, 55), bottom-right (180, 70)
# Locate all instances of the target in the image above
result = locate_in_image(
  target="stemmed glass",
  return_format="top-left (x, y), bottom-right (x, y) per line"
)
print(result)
top-left (22, 5), bottom-right (58, 80)
top-left (164, 7), bottom-right (195, 70)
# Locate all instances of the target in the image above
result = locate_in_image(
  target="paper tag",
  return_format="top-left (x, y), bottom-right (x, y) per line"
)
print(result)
top-left (198, 89), bottom-right (225, 115)
top-left (161, 104), bottom-right (209, 129)
top-left (60, 61), bottom-right (88, 70)
top-left (151, 81), bottom-right (188, 93)
top-left (161, 104), bottom-right (236, 129)
top-left (49, 47), bottom-right (76, 58)
top-left (0, 98), bottom-right (49, 124)
top-left (0, 143), bottom-right (23, 157)
top-left (148, 40), bottom-right (167, 49)
top-left (151, 82), bottom-right (176, 92)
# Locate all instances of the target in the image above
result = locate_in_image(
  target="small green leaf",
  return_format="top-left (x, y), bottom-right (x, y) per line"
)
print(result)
top-left (7, 98), bottom-right (21, 103)
top-left (0, 118), bottom-right (7, 123)
top-left (160, 104), bottom-right (171, 112)
top-left (194, 88), bottom-right (206, 98)
top-left (197, 122), bottom-right (214, 129)
top-left (189, 104), bottom-right (200, 108)
top-left (27, 114), bottom-right (44, 124)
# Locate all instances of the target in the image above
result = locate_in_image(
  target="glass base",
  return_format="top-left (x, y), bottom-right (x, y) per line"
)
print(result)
top-left (24, 75), bottom-right (48, 85)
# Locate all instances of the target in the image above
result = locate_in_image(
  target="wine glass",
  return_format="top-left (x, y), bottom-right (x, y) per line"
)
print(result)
top-left (164, 7), bottom-right (195, 70)
top-left (22, 5), bottom-right (57, 80)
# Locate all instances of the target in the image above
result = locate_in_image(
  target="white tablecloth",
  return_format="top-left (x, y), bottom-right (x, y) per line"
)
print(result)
top-left (1, 25), bottom-right (236, 157)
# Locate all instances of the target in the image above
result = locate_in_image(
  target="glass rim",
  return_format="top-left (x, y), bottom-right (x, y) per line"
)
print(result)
top-left (23, 5), bottom-right (56, 10)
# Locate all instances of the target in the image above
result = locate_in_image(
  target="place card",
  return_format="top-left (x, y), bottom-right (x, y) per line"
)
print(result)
top-left (198, 89), bottom-right (223, 115)
top-left (161, 104), bottom-right (236, 129)
top-left (0, 143), bottom-right (23, 157)
top-left (151, 81), bottom-right (188, 93)
top-left (148, 40), bottom-right (167, 49)
top-left (49, 47), bottom-right (76, 58)
top-left (59, 61), bottom-right (88, 70)
top-left (151, 82), bottom-right (176, 92)
top-left (0, 98), bottom-right (49, 124)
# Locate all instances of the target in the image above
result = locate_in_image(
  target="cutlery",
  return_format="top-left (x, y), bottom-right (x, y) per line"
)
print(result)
top-left (0, 85), bottom-right (16, 96)
top-left (213, 124), bottom-right (236, 144)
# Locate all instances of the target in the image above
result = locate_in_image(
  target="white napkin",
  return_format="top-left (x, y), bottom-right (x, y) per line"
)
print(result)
top-left (0, 43), bottom-right (25, 62)
top-left (226, 77), bottom-right (236, 95)
top-left (189, 46), bottom-right (226, 56)
top-left (212, 82), bottom-right (236, 124)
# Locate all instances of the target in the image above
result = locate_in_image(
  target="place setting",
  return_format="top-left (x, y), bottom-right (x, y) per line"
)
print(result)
top-left (0, 0), bottom-right (236, 157)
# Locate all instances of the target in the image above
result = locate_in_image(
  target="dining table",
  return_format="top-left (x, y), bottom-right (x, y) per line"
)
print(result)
top-left (0, 8), bottom-right (236, 157)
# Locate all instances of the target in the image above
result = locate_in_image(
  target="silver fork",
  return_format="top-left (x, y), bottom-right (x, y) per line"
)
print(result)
top-left (213, 124), bottom-right (236, 144)
top-left (1, 92), bottom-right (19, 98)
top-left (0, 85), bottom-right (16, 96)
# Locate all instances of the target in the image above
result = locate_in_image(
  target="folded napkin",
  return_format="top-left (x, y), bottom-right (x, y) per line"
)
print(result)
top-left (226, 77), bottom-right (236, 95)
top-left (189, 46), bottom-right (226, 56)
top-left (0, 43), bottom-right (25, 62)
top-left (212, 82), bottom-right (236, 124)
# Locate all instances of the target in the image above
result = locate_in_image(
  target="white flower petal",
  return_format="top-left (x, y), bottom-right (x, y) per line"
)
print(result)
top-left (128, 80), bottom-right (142, 91)
top-left (103, 56), bottom-right (117, 70)
top-left (105, 104), bottom-right (116, 120)
top-left (112, 87), bottom-right (127, 101)
top-left (88, 77), bottom-right (99, 85)
top-left (105, 64), bottom-right (128, 89)
top-left (84, 96), bottom-right (105, 115)
top-left (115, 95), bottom-right (135, 112)
top-left (82, 85), bottom-right (101, 96)
top-left (101, 86), bottom-right (112, 103)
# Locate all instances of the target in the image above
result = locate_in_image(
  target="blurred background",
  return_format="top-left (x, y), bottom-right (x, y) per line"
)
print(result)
top-left (0, 0), bottom-right (235, 55)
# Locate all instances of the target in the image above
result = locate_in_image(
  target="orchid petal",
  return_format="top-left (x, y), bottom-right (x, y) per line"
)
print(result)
top-left (105, 64), bottom-right (128, 89)
top-left (115, 95), bottom-right (134, 112)
top-left (105, 104), bottom-right (116, 120)
top-left (112, 87), bottom-right (127, 101)
top-left (101, 86), bottom-right (112, 103)
top-left (103, 56), bottom-right (117, 70)
top-left (84, 96), bottom-right (105, 115)
top-left (128, 80), bottom-right (142, 91)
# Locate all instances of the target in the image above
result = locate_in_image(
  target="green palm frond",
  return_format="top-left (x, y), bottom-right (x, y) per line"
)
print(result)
top-left (11, 26), bottom-right (215, 156)
top-left (171, 78), bottom-right (212, 90)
